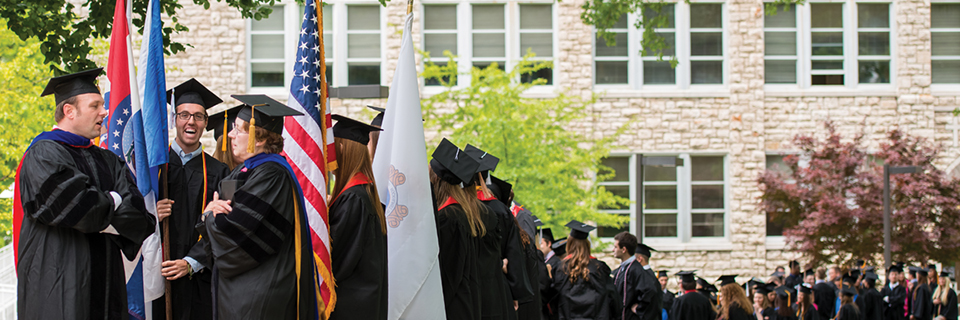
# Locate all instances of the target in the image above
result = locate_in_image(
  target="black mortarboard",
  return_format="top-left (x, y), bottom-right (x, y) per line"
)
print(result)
top-left (864, 266), bottom-right (876, 274)
top-left (849, 269), bottom-right (862, 279)
top-left (863, 273), bottom-right (879, 281)
top-left (896, 261), bottom-right (905, 269)
top-left (488, 175), bottom-right (512, 207)
top-left (799, 283), bottom-right (813, 294)
top-left (676, 271), bottom-right (696, 282)
top-left (840, 285), bottom-right (857, 297)
top-left (233, 94), bottom-right (302, 135)
top-left (41, 68), bottom-right (104, 104)
top-left (367, 105), bottom-right (385, 127)
top-left (551, 238), bottom-right (567, 256)
top-left (908, 266), bottom-right (920, 276)
top-left (842, 274), bottom-right (857, 284)
top-left (697, 277), bottom-right (710, 288)
top-left (533, 216), bottom-right (544, 227)
top-left (918, 268), bottom-right (929, 277)
top-left (431, 138), bottom-right (482, 186)
top-left (855, 259), bottom-right (866, 268)
top-left (928, 264), bottom-right (937, 270)
top-left (789, 260), bottom-right (800, 268)
top-left (748, 278), bottom-right (766, 288)
top-left (206, 105), bottom-right (242, 151)
top-left (941, 271), bottom-right (951, 278)
top-left (888, 265), bottom-right (903, 273)
top-left (332, 114), bottom-right (382, 145)
top-left (804, 269), bottom-right (814, 277)
top-left (565, 220), bottom-right (596, 240)
top-left (770, 271), bottom-right (785, 278)
top-left (717, 275), bottom-right (738, 287)
top-left (541, 228), bottom-right (554, 243)
top-left (658, 270), bottom-right (668, 278)
top-left (636, 243), bottom-right (656, 258)
top-left (756, 284), bottom-right (773, 295)
top-left (464, 144), bottom-right (500, 173)
top-left (167, 78), bottom-right (222, 109)
top-left (775, 286), bottom-right (796, 302)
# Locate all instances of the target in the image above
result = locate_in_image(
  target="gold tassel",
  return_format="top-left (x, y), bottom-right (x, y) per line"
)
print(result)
top-left (222, 116), bottom-right (228, 152)
top-left (247, 105), bottom-right (256, 154)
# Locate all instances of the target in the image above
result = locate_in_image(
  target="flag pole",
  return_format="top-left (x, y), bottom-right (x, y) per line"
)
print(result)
top-left (162, 166), bottom-right (172, 320)
top-left (407, 0), bottom-right (413, 15)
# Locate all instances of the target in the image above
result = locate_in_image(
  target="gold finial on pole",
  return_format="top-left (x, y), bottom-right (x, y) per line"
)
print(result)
top-left (406, 0), bottom-right (413, 14)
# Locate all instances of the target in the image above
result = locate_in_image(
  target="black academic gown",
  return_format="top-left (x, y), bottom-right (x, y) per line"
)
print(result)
top-left (936, 289), bottom-right (958, 320)
top-left (881, 283), bottom-right (908, 320)
top-left (517, 240), bottom-right (544, 320)
top-left (663, 290), bottom-right (676, 320)
top-left (548, 258), bottom-right (617, 320)
top-left (436, 202), bottom-right (481, 320)
top-left (784, 274), bottom-right (803, 290)
top-left (837, 304), bottom-right (861, 320)
top-left (792, 304), bottom-right (821, 320)
top-left (328, 183), bottom-right (388, 320)
top-left (154, 149), bottom-right (229, 320)
top-left (17, 138), bottom-right (156, 319)
top-left (477, 201), bottom-right (517, 320)
top-left (814, 282), bottom-right (837, 320)
top-left (724, 303), bottom-right (754, 320)
top-left (758, 307), bottom-right (776, 320)
top-left (483, 197), bottom-right (534, 304)
top-left (197, 160), bottom-right (302, 319)
top-left (860, 288), bottom-right (883, 320)
top-left (512, 202), bottom-right (537, 241)
top-left (670, 291), bottom-right (717, 320)
top-left (912, 283), bottom-right (934, 320)
top-left (542, 253), bottom-right (563, 320)
top-left (613, 259), bottom-right (663, 320)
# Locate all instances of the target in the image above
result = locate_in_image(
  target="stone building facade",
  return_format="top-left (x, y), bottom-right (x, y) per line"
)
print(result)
top-left (151, 0), bottom-right (959, 283)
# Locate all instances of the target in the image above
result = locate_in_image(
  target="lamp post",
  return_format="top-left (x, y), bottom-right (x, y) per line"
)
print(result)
top-left (637, 155), bottom-right (683, 243)
top-left (883, 164), bottom-right (920, 269)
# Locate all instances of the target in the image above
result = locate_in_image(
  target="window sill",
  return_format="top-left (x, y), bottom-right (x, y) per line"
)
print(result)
top-left (594, 87), bottom-right (731, 98)
top-left (421, 84), bottom-right (560, 99)
top-left (931, 84), bottom-right (960, 96)
top-left (765, 236), bottom-right (787, 250)
top-left (636, 238), bottom-right (734, 251)
top-left (764, 85), bottom-right (898, 97)
top-left (246, 86), bottom-right (288, 97)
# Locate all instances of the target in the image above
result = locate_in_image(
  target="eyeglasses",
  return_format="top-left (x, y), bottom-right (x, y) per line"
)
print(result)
top-left (177, 112), bottom-right (208, 122)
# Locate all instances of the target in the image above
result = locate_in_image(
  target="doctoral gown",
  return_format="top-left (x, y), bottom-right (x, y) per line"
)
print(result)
top-left (912, 283), bottom-right (934, 320)
top-left (17, 134), bottom-right (156, 320)
top-left (197, 158), bottom-right (304, 319)
top-left (547, 258), bottom-right (618, 320)
top-left (813, 282), bottom-right (837, 320)
top-left (328, 181), bottom-right (388, 320)
top-left (881, 283), bottom-right (908, 320)
top-left (936, 288), bottom-right (958, 320)
top-left (724, 303), bottom-right (754, 320)
top-left (154, 149), bottom-right (229, 320)
top-left (670, 291), bottom-right (717, 320)
top-left (517, 239), bottom-right (544, 320)
top-left (837, 304), bottom-right (861, 320)
top-left (435, 200), bottom-right (481, 320)
top-left (613, 259), bottom-right (663, 320)
top-left (860, 288), bottom-right (883, 320)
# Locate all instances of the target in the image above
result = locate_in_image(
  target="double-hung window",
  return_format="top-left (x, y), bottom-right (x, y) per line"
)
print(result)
top-left (932, 3), bottom-right (960, 84)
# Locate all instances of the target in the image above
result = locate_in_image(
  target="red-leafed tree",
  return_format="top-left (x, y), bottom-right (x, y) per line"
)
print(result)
top-left (759, 122), bottom-right (960, 265)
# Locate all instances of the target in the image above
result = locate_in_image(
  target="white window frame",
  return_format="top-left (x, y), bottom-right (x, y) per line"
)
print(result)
top-left (930, 0), bottom-right (960, 94)
top-left (591, 2), bottom-right (729, 97)
top-left (419, 0), bottom-right (558, 96)
top-left (764, 0), bottom-right (898, 96)
top-left (245, 0), bottom-right (387, 95)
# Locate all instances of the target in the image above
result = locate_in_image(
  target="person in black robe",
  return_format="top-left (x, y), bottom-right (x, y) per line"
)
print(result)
top-left (197, 95), bottom-right (321, 319)
top-left (696, 277), bottom-right (719, 307)
top-left (814, 268), bottom-right (837, 320)
top-left (15, 68), bottom-right (157, 319)
top-left (545, 221), bottom-right (617, 320)
top-left (932, 273), bottom-right (957, 320)
top-left (671, 271), bottom-right (717, 320)
top-left (659, 271), bottom-right (676, 320)
top-left (717, 279), bottom-right (754, 320)
top-left (784, 260), bottom-right (804, 289)
top-left (774, 286), bottom-right (799, 320)
top-left (540, 231), bottom-right (564, 320)
top-left (153, 78), bottom-right (231, 320)
top-left (511, 201), bottom-right (537, 241)
top-left (860, 273), bottom-right (884, 320)
top-left (612, 232), bottom-right (662, 320)
top-left (429, 138), bottom-right (484, 320)
top-left (753, 284), bottom-right (776, 320)
top-left (327, 115), bottom-right (388, 320)
top-left (839, 286), bottom-right (863, 320)
top-left (516, 216), bottom-right (544, 320)
top-left (882, 265), bottom-right (909, 320)
top-left (793, 283), bottom-right (821, 320)
top-left (928, 265), bottom-right (939, 294)
top-left (912, 269), bottom-right (934, 320)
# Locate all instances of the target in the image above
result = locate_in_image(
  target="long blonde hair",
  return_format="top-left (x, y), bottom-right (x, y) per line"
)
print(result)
top-left (429, 167), bottom-right (487, 237)
top-left (563, 237), bottom-right (592, 282)
top-left (721, 283), bottom-right (754, 319)
top-left (213, 136), bottom-right (239, 170)
top-left (332, 137), bottom-right (386, 234)
top-left (934, 277), bottom-right (952, 305)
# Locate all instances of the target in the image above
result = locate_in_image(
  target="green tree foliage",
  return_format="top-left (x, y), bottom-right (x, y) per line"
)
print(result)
top-left (420, 52), bottom-right (631, 234)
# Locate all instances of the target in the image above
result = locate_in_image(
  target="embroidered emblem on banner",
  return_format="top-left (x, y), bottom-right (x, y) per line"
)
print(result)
top-left (386, 165), bottom-right (409, 228)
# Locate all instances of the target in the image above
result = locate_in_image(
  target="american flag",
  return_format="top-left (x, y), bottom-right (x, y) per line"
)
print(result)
top-left (281, 0), bottom-right (338, 318)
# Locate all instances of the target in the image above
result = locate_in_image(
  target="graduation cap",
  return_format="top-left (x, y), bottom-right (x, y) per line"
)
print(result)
top-left (541, 228), bottom-right (554, 243)
top-left (487, 175), bottom-right (512, 207)
top-left (367, 105), bottom-right (385, 127)
top-left (774, 286), bottom-right (796, 302)
top-left (636, 243), bottom-right (656, 258)
top-left (887, 264), bottom-right (903, 273)
top-left (804, 268), bottom-right (814, 277)
top-left (697, 277), bottom-right (710, 289)
top-left (565, 220), bottom-right (596, 240)
top-left (789, 260), bottom-right (800, 268)
top-left (41, 68), bottom-right (104, 104)
top-left (658, 270), bottom-right (669, 278)
top-left (747, 278), bottom-right (766, 289)
top-left (167, 78), bottom-right (222, 109)
top-left (676, 271), bottom-right (696, 283)
top-left (864, 266), bottom-right (876, 274)
top-left (533, 216), bottom-right (544, 227)
top-left (918, 268), bottom-right (929, 277)
top-left (896, 261), bottom-right (906, 269)
top-left (941, 271), bottom-right (951, 278)
top-left (863, 273), bottom-right (879, 281)
top-left (855, 259), bottom-right (866, 268)
top-left (717, 275), bottom-right (738, 287)
top-left (799, 283), bottom-right (813, 294)
top-left (464, 144), bottom-right (500, 174)
top-left (849, 269), bottom-right (862, 279)
top-left (840, 285), bottom-right (857, 297)
top-left (233, 94), bottom-right (303, 152)
top-left (206, 105), bottom-right (242, 151)
top-left (551, 238), bottom-right (568, 256)
top-left (928, 264), bottom-right (938, 270)
top-left (770, 271), bottom-right (785, 278)
top-left (908, 266), bottom-right (920, 276)
top-left (332, 114), bottom-right (382, 145)
top-left (756, 283), bottom-right (774, 295)
top-left (841, 274), bottom-right (858, 284)
top-left (431, 138), bottom-right (482, 186)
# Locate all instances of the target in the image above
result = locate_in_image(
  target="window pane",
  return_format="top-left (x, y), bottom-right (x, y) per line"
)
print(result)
top-left (690, 4), bottom-right (722, 28)
top-left (644, 214), bottom-right (677, 237)
top-left (765, 60), bottom-right (796, 83)
top-left (858, 60), bottom-right (889, 84)
top-left (325, 64), bottom-right (333, 84)
top-left (473, 33), bottom-right (505, 57)
top-left (323, 33), bottom-right (333, 59)
top-left (425, 34), bottom-right (457, 56)
top-left (859, 32), bottom-right (890, 55)
top-left (644, 166), bottom-right (676, 182)
top-left (600, 186), bottom-right (630, 210)
top-left (596, 61), bottom-right (629, 84)
top-left (691, 61), bottom-right (723, 84)
top-left (348, 64), bottom-right (380, 85)
top-left (424, 62), bottom-right (454, 86)
top-left (858, 4), bottom-right (889, 28)
top-left (600, 157), bottom-right (631, 182)
top-left (766, 211), bottom-right (786, 236)
top-left (348, 6), bottom-right (379, 30)
top-left (692, 185), bottom-right (724, 209)
top-left (251, 63), bottom-right (284, 87)
top-left (643, 61), bottom-right (676, 84)
top-left (596, 34), bottom-right (629, 57)
top-left (598, 215), bottom-right (629, 237)
top-left (933, 60), bottom-right (960, 83)
top-left (691, 32), bottom-right (722, 56)
top-left (251, 35), bottom-right (284, 59)
top-left (812, 75), bottom-right (844, 85)
top-left (643, 4), bottom-right (675, 28)
top-left (424, 5), bottom-right (457, 30)
top-left (642, 32), bottom-right (675, 56)
top-left (765, 32), bottom-right (797, 55)
top-left (322, 5), bottom-right (332, 30)
top-left (812, 32), bottom-right (844, 55)
top-left (252, 6), bottom-right (284, 31)
top-left (474, 61), bottom-right (505, 71)
top-left (692, 156), bottom-right (723, 181)
top-left (932, 4), bottom-right (960, 29)
top-left (764, 4), bottom-right (796, 28)
top-left (644, 185), bottom-right (677, 210)
top-left (811, 4), bottom-right (843, 28)
top-left (348, 34), bottom-right (380, 58)
top-left (521, 68), bottom-right (553, 85)
top-left (520, 4), bottom-right (552, 29)
top-left (932, 32), bottom-right (960, 56)
top-left (520, 33), bottom-right (553, 57)
top-left (612, 13), bottom-right (629, 29)
top-left (473, 5), bottom-right (505, 29)
top-left (812, 60), bottom-right (843, 70)
top-left (765, 155), bottom-right (794, 176)
top-left (692, 213), bottom-right (724, 237)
